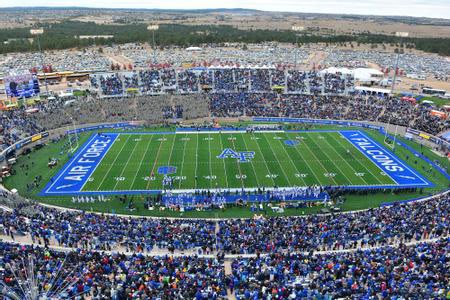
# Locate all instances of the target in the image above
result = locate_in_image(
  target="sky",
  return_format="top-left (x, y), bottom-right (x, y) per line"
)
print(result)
top-left (1, 0), bottom-right (450, 19)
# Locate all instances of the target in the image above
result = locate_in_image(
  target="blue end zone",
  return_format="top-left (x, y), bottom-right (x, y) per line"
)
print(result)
top-left (340, 130), bottom-right (433, 187)
top-left (40, 133), bottom-right (118, 196)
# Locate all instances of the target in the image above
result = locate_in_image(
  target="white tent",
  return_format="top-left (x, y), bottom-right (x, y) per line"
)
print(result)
top-left (353, 68), bottom-right (384, 83)
top-left (185, 47), bottom-right (202, 52)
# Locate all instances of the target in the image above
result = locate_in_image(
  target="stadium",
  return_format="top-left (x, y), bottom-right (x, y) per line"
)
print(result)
top-left (0, 5), bottom-right (450, 300)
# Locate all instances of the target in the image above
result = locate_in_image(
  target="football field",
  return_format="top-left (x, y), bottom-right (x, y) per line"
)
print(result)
top-left (41, 130), bottom-right (432, 196)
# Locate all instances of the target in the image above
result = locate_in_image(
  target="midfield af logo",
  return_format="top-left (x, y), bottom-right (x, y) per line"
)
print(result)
top-left (217, 148), bottom-right (255, 163)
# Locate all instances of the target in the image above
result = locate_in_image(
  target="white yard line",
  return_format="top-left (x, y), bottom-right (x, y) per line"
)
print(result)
top-left (146, 135), bottom-right (166, 190)
top-left (112, 134), bottom-right (143, 190)
top-left (194, 133), bottom-right (199, 189)
top-left (287, 134), bottom-right (322, 183)
top-left (239, 133), bottom-right (262, 188)
top-left (261, 133), bottom-right (293, 186)
top-left (177, 134), bottom-right (189, 189)
top-left (300, 134), bottom-right (339, 185)
top-left (329, 132), bottom-right (383, 185)
top-left (307, 132), bottom-right (365, 185)
top-left (95, 134), bottom-right (133, 190)
top-left (161, 135), bottom-right (177, 190)
top-left (207, 133), bottom-right (214, 189)
top-left (166, 134), bottom-right (177, 166)
top-left (229, 135), bottom-right (245, 188)
top-left (129, 134), bottom-right (155, 189)
top-left (276, 136), bottom-right (307, 186)
top-left (250, 133), bottom-right (276, 186)
top-left (218, 133), bottom-right (230, 188)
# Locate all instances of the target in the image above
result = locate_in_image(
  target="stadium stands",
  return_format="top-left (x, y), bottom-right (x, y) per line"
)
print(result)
top-left (0, 43), bottom-right (449, 300)
top-left (0, 193), bottom-right (448, 254)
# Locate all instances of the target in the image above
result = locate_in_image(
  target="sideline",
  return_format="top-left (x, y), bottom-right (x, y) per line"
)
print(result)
top-left (9, 188), bottom-right (450, 221)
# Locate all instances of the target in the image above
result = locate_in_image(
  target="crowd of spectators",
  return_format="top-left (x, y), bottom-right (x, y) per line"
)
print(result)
top-left (0, 87), bottom-right (448, 155)
top-left (91, 73), bottom-right (124, 96)
top-left (0, 235), bottom-right (448, 299)
top-left (27, 94), bottom-right (209, 131)
top-left (216, 193), bottom-right (450, 254)
top-left (0, 242), bottom-right (226, 299)
top-left (209, 93), bottom-right (449, 135)
top-left (89, 68), bottom-right (354, 97)
top-left (229, 238), bottom-right (450, 299)
top-left (0, 108), bottom-right (43, 150)
top-left (1, 91), bottom-right (448, 152)
top-left (1, 192), bottom-right (448, 254)
top-left (0, 190), bottom-right (449, 298)
top-left (1, 203), bottom-right (217, 252)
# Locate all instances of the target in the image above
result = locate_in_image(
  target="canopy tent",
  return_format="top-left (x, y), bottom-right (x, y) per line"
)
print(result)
top-left (430, 110), bottom-right (448, 119)
top-left (320, 67), bottom-right (383, 83)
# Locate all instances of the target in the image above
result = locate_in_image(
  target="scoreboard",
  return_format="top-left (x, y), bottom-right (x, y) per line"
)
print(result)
top-left (4, 72), bottom-right (40, 98)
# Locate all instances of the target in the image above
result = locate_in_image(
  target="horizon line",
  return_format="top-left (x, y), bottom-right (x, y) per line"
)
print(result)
top-left (0, 6), bottom-right (449, 21)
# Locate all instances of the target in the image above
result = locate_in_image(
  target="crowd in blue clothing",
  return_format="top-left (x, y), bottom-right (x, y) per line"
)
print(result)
top-left (1, 85), bottom-right (448, 152)
top-left (0, 108), bottom-right (43, 150)
top-left (90, 73), bottom-right (124, 96)
top-left (0, 242), bottom-right (226, 299)
top-left (1, 194), bottom-right (449, 254)
top-left (0, 237), bottom-right (449, 299)
top-left (89, 68), bottom-right (353, 96)
top-left (0, 206), bottom-right (217, 252)
top-left (229, 238), bottom-right (450, 299)
top-left (216, 194), bottom-right (450, 254)
top-left (208, 92), bottom-right (449, 136)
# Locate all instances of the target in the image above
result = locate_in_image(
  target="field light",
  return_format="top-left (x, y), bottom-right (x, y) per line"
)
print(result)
top-left (30, 28), bottom-right (49, 95)
top-left (147, 25), bottom-right (159, 64)
top-left (147, 25), bottom-right (159, 31)
top-left (390, 31), bottom-right (409, 94)
top-left (292, 26), bottom-right (305, 69)
top-left (395, 32), bottom-right (409, 38)
top-left (30, 28), bottom-right (44, 35)
top-left (291, 26), bottom-right (304, 32)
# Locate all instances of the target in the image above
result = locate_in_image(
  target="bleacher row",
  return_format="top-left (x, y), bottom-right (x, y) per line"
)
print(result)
top-left (89, 68), bottom-right (355, 96)
top-left (0, 191), bottom-right (449, 298)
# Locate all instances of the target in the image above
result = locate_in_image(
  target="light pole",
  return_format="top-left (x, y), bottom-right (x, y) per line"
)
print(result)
top-left (64, 113), bottom-right (79, 153)
top-left (385, 31), bottom-right (408, 150)
top-left (147, 25), bottom-right (159, 64)
top-left (30, 28), bottom-right (49, 96)
top-left (391, 31), bottom-right (409, 94)
top-left (291, 26), bottom-right (305, 69)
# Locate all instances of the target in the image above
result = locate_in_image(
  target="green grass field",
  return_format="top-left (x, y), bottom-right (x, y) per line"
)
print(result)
top-left (4, 124), bottom-right (448, 218)
top-left (81, 131), bottom-right (395, 192)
